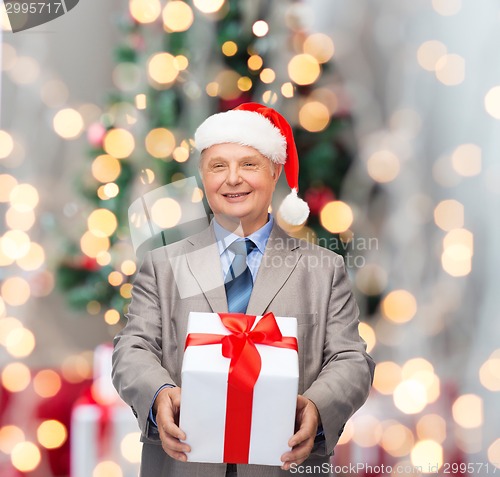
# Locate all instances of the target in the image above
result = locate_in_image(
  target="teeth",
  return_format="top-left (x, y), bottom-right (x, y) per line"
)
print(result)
top-left (226, 193), bottom-right (247, 198)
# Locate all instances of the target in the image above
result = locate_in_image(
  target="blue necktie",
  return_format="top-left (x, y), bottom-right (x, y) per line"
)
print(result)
top-left (224, 239), bottom-right (256, 314)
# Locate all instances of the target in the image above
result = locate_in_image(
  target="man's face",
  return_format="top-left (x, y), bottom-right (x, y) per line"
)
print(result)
top-left (199, 143), bottom-right (281, 232)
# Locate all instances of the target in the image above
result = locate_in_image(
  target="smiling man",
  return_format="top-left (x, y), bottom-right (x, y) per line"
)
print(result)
top-left (112, 103), bottom-right (375, 477)
top-left (201, 142), bottom-right (281, 236)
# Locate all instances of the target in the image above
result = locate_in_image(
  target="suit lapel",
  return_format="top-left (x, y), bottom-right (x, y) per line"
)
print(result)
top-left (184, 223), bottom-right (228, 313)
top-left (183, 221), bottom-right (301, 315)
top-left (247, 223), bottom-right (302, 316)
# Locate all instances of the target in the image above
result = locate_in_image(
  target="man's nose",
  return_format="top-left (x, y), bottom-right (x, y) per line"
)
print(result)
top-left (225, 165), bottom-right (242, 185)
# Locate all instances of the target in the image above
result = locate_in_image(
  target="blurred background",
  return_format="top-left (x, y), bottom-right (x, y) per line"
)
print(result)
top-left (1, 0), bottom-right (500, 475)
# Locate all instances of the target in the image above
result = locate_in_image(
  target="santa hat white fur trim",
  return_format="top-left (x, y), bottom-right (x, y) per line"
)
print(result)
top-left (194, 110), bottom-right (287, 164)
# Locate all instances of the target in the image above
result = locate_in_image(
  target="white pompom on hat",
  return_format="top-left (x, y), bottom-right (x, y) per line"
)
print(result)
top-left (195, 102), bottom-right (310, 225)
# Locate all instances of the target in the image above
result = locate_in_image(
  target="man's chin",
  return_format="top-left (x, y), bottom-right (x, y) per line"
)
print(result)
top-left (216, 211), bottom-right (249, 223)
top-left (215, 209), bottom-right (256, 224)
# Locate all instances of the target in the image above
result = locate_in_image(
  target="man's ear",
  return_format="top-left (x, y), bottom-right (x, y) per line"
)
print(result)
top-left (273, 163), bottom-right (283, 184)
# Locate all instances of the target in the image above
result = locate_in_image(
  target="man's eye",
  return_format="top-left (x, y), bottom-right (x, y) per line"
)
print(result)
top-left (243, 163), bottom-right (256, 167)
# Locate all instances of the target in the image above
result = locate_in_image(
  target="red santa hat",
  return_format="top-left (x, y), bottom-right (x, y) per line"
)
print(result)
top-left (194, 102), bottom-right (310, 225)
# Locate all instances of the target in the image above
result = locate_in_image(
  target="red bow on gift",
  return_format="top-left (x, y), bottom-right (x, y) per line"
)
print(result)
top-left (184, 312), bottom-right (298, 463)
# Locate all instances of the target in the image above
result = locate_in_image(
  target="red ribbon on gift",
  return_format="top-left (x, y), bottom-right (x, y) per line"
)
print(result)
top-left (184, 311), bottom-right (298, 463)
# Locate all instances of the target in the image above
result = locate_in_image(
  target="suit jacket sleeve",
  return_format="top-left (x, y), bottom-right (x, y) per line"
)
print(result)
top-left (302, 254), bottom-right (375, 455)
top-left (112, 251), bottom-right (174, 438)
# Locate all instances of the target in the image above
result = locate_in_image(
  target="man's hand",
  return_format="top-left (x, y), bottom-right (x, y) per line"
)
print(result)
top-left (154, 387), bottom-right (191, 461)
top-left (281, 395), bottom-right (320, 471)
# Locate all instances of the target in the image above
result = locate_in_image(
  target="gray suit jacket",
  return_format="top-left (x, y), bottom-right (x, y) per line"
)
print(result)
top-left (112, 222), bottom-right (375, 477)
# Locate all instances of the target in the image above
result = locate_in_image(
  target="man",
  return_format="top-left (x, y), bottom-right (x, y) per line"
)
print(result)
top-left (112, 103), bottom-right (375, 477)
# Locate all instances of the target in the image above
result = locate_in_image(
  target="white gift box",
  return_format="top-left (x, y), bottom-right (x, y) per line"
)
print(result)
top-left (71, 344), bottom-right (141, 477)
top-left (71, 404), bottom-right (141, 477)
top-left (179, 312), bottom-right (299, 466)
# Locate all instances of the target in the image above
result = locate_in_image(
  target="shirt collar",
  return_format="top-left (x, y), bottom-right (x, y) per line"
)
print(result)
top-left (213, 214), bottom-right (274, 256)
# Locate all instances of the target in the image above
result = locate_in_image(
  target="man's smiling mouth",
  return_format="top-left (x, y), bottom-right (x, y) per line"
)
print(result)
top-left (222, 192), bottom-right (251, 198)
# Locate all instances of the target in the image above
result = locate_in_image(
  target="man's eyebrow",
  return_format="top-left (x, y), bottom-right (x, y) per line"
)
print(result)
top-left (207, 155), bottom-right (261, 161)
top-left (202, 157), bottom-right (226, 165)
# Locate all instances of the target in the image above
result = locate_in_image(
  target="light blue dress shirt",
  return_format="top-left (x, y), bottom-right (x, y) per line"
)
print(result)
top-left (213, 214), bottom-right (274, 283)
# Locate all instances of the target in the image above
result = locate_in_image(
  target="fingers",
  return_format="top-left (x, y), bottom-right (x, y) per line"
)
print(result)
top-left (290, 396), bottom-right (319, 447)
top-left (155, 387), bottom-right (191, 461)
top-left (158, 426), bottom-right (190, 461)
top-left (159, 414), bottom-right (188, 447)
top-left (281, 437), bottom-right (314, 471)
top-left (281, 427), bottom-right (315, 471)
top-left (289, 424), bottom-right (314, 449)
top-left (159, 392), bottom-right (186, 441)
top-left (281, 395), bottom-right (320, 470)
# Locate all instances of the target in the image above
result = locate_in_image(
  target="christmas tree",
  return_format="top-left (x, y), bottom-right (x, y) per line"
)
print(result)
top-left (56, 0), bottom-right (363, 323)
